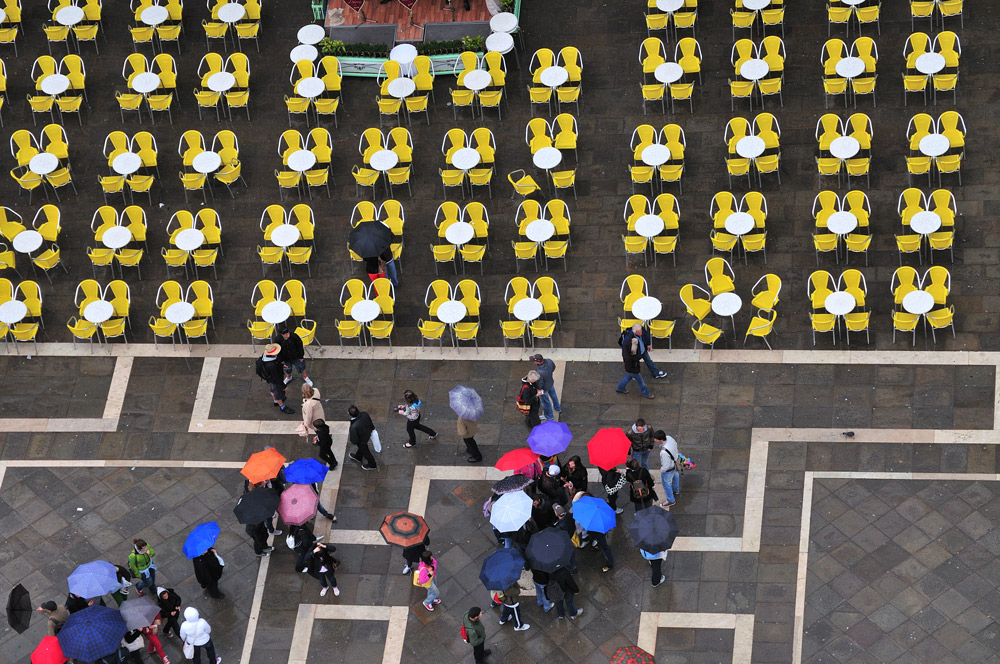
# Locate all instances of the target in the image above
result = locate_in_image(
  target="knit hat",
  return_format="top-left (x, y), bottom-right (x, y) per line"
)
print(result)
top-left (264, 343), bottom-right (281, 356)
top-left (548, 464), bottom-right (560, 476)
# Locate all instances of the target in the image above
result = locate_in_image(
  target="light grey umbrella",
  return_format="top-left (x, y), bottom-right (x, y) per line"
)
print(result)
top-left (118, 596), bottom-right (161, 630)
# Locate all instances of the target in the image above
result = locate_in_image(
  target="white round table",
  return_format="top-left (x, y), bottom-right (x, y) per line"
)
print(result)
top-left (915, 53), bottom-right (946, 76)
top-left (656, 0), bottom-right (684, 11)
top-left (512, 298), bottom-right (543, 322)
top-left (711, 292), bottom-right (742, 317)
top-left (28, 153), bottom-right (59, 176)
top-left (902, 291), bottom-right (934, 315)
top-left (437, 300), bottom-right (467, 324)
top-left (829, 136), bottom-right (861, 160)
top-left (654, 62), bottom-right (684, 84)
top-left (632, 296), bottom-right (662, 321)
top-left (736, 136), bottom-right (766, 159)
top-left (40, 74), bottom-right (70, 96)
top-left (207, 72), bottom-right (236, 93)
top-left (290, 44), bottom-right (319, 63)
top-left (287, 149), bottom-right (317, 173)
top-left (101, 226), bottom-right (133, 250)
top-left (532, 147), bottom-right (562, 170)
top-left (490, 12), bottom-right (518, 32)
top-left (919, 134), bottom-right (949, 157)
top-left (12, 231), bottom-right (43, 253)
top-left (525, 219), bottom-right (555, 243)
top-left (835, 57), bottom-right (865, 79)
top-left (826, 211), bottom-right (858, 235)
top-left (841, 0), bottom-right (865, 4)
top-left (83, 300), bottom-right (114, 324)
top-left (462, 69), bottom-right (492, 92)
top-left (486, 32), bottom-right (514, 54)
top-left (634, 215), bottom-right (665, 238)
top-left (910, 211), bottom-right (942, 235)
top-left (0, 300), bottom-right (27, 325)
top-left (295, 77), bottom-right (325, 99)
top-left (387, 77), bottom-right (415, 99)
top-left (739, 59), bottom-right (769, 81)
top-left (349, 299), bottom-right (380, 323)
top-left (445, 221), bottom-right (475, 245)
top-left (217, 3), bottom-right (246, 23)
top-left (270, 224), bottom-right (301, 248)
top-left (390, 43), bottom-right (418, 65)
top-left (141, 5), bottom-right (169, 26)
top-left (743, 0), bottom-right (770, 10)
top-left (452, 147), bottom-right (481, 171)
top-left (55, 5), bottom-right (84, 26)
top-left (641, 144), bottom-right (671, 167)
top-left (298, 24), bottom-right (326, 45)
top-left (131, 72), bottom-right (161, 94)
top-left (539, 66), bottom-right (568, 88)
top-left (824, 291), bottom-right (856, 316)
top-left (192, 151), bottom-right (223, 174)
top-left (369, 149), bottom-right (399, 172)
top-left (112, 153), bottom-right (143, 176)
top-left (261, 301), bottom-right (292, 325)
top-left (175, 228), bottom-right (205, 252)
top-left (0, 8), bottom-right (7, 23)
top-left (724, 212), bottom-right (754, 236)
top-left (165, 302), bottom-right (195, 325)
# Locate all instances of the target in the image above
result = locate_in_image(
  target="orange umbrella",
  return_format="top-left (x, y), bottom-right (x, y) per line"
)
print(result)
top-left (241, 448), bottom-right (287, 484)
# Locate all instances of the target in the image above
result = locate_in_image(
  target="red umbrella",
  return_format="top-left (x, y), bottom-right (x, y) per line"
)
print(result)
top-left (379, 511), bottom-right (430, 547)
top-left (610, 646), bottom-right (655, 664)
top-left (277, 484), bottom-right (320, 526)
top-left (587, 428), bottom-right (632, 471)
top-left (495, 447), bottom-right (539, 472)
top-left (32, 636), bottom-right (68, 664)
top-left (241, 448), bottom-right (286, 484)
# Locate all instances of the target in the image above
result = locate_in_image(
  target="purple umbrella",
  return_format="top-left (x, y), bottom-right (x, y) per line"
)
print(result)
top-left (527, 421), bottom-right (572, 456)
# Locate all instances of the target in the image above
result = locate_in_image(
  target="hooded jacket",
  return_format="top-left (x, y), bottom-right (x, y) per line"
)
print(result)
top-left (275, 330), bottom-right (305, 362)
top-left (179, 607), bottom-right (211, 646)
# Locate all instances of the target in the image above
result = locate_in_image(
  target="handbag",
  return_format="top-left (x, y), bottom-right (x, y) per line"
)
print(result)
top-left (412, 568), bottom-right (433, 588)
top-left (214, 551), bottom-right (225, 567)
top-left (570, 531), bottom-right (582, 548)
top-left (286, 534), bottom-right (296, 550)
top-left (370, 429), bottom-right (382, 453)
top-left (296, 422), bottom-right (309, 438)
top-left (183, 642), bottom-right (195, 660)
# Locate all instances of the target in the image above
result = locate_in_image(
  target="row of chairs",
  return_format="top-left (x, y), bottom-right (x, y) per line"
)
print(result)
top-left (623, 193), bottom-right (678, 267)
top-left (645, 0), bottom-right (698, 40)
top-left (640, 37), bottom-right (700, 115)
top-left (194, 52), bottom-right (251, 122)
top-left (890, 265), bottom-right (954, 343)
top-left (619, 275), bottom-right (677, 345)
top-left (66, 278), bottom-right (133, 351)
top-left (909, 0), bottom-right (963, 30)
top-left (286, 56), bottom-right (341, 128)
top-left (146, 278), bottom-right (215, 349)
top-left (906, 111), bottom-right (965, 186)
top-left (419, 279), bottom-right (482, 348)
top-left (731, 0), bottom-right (784, 39)
top-left (808, 269), bottom-right (870, 345)
top-left (259, 203), bottom-right (314, 277)
top-left (812, 190), bottom-right (872, 265)
top-left (345, 201), bottom-right (403, 273)
top-left (827, 0), bottom-right (881, 36)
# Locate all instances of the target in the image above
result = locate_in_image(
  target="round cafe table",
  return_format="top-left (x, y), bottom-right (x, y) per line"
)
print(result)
top-left (451, 148), bottom-right (481, 171)
top-left (724, 212), bottom-right (754, 236)
top-left (174, 228), bottom-right (205, 252)
top-left (387, 77), bottom-right (416, 99)
top-left (298, 24), bottom-right (326, 45)
top-left (902, 291), bottom-right (934, 315)
top-left (829, 136), bottom-right (860, 160)
top-left (389, 43), bottom-right (418, 70)
top-left (141, 5), bottom-right (169, 26)
top-left (641, 144), bottom-right (670, 167)
top-left (207, 72), bottom-right (236, 93)
top-left (290, 44), bottom-right (319, 63)
top-left (0, 8), bottom-right (7, 23)
top-left (486, 32), bottom-right (514, 55)
top-left (824, 291), bottom-right (856, 316)
top-left (165, 302), bottom-right (195, 326)
top-left (28, 153), bottom-right (59, 176)
top-left (83, 300), bottom-right (114, 324)
top-left (739, 59), bottom-right (769, 81)
top-left (436, 300), bottom-right (467, 325)
top-left (369, 149), bottom-right (399, 172)
top-left (262, 301), bottom-right (292, 325)
top-left (525, 219), bottom-right (555, 243)
top-left (286, 149), bottom-right (317, 173)
top-left (270, 224), bottom-right (301, 248)
top-left (489, 12), bottom-right (518, 32)
top-left (349, 299), bottom-right (380, 323)
top-left (462, 69), bottom-right (492, 92)
top-left (445, 221), bottom-right (475, 246)
top-left (835, 57), bottom-right (866, 80)
top-left (192, 152), bottom-right (223, 175)
top-left (919, 134), bottom-right (949, 158)
top-left (112, 153), bottom-right (143, 176)
top-left (910, 211), bottom-right (942, 235)
top-left (654, 62), bottom-right (683, 84)
top-left (40, 74), bottom-right (70, 96)
top-left (0, 300), bottom-right (27, 325)
top-left (131, 73), bottom-right (161, 95)
top-left (915, 53), bottom-right (946, 76)
top-left (743, 0), bottom-right (770, 10)
top-left (736, 136), bottom-right (766, 159)
top-left (634, 215), bottom-right (664, 238)
top-left (12, 231), bottom-right (43, 254)
top-left (711, 292), bottom-right (742, 329)
top-left (295, 77), bottom-right (325, 99)
top-left (101, 226), bottom-right (133, 250)
top-left (631, 296), bottom-right (662, 321)
top-left (217, 3), bottom-right (246, 23)
top-left (539, 66), bottom-right (568, 88)
top-left (656, 0), bottom-right (684, 11)
top-left (826, 211), bottom-right (858, 235)
top-left (55, 5), bottom-right (85, 26)
top-left (512, 298), bottom-right (543, 322)
top-left (532, 147), bottom-right (562, 171)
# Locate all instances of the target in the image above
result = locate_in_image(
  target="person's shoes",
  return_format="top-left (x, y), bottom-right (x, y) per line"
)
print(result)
top-left (497, 619), bottom-right (508, 625)
top-left (467, 456), bottom-right (482, 463)
top-left (615, 388), bottom-right (629, 395)
top-left (602, 566), bottom-right (611, 573)
top-left (257, 552), bottom-right (270, 558)
top-left (642, 393), bottom-right (655, 400)
top-left (539, 416), bottom-right (549, 422)
top-left (210, 593), bottom-right (225, 599)
top-left (361, 464), bottom-right (377, 471)
top-left (402, 565), bottom-right (411, 574)
top-left (614, 507), bottom-right (624, 514)
top-left (543, 604), bottom-right (553, 612)
top-left (661, 501), bottom-right (675, 508)
top-left (348, 453), bottom-right (362, 463)
top-left (404, 442), bottom-right (416, 448)
top-left (326, 514), bottom-right (336, 521)
top-left (423, 602), bottom-right (434, 611)
top-left (514, 623), bottom-right (530, 631)
top-left (315, 535), bottom-right (325, 542)
top-left (280, 405), bottom-right (296, 414)
top-left (162, 657), bottom-right (170, 664)
top-left (273, 401), bottom-right (280, 407)
top-left (654, 371), bottom-right (668, 379)
top-left (556, 615), bottom-right (564, 620)
top-left (329, 463), bottom-right (339, 471)
top-left (433, 598), bottom-right (442, 605)
top-left (304, 377), bottom-right (314, 387)
top-left (216, 659), bottom-right (222, 664)
top-left (428, 433), bottom-right (438, 440)
top-left (483, 649), bottom-right (492, 657)
top-left (653, 575), bottom-right (665, 587)
top-left (264, 546), bottom-right (274, 553)
top-left (320, 587), bottom-right (329, 597)
top-left (570, 609), bottom-right (583, 620)
top-left (283, 376), bottom-right (293, 385)
top-left (333, 587), bottom-right (340, 596)
top-left (136, 589), bottom-right (144, 596)
top-left (270, 529), bottom-right (283, 536)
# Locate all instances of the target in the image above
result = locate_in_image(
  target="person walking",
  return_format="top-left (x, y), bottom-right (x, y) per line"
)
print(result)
top-left (305, 542), bottom-right (340, 597)
top-left (417, 551), bottom-right (441, 611)
top-left (307, 482), bottom-right (336, 521)
top-left (497, 583), bottom-right (530, 631)
top-left (128, 539), bottom-right (156, 596)
top-left (623, 323), bottom-right (668, 380)
top-left (300, 385), bottom-right (325, 437)
top-left (156, 587), bottom-right (182, 639)
top-left (548, 567), bottom-right (583, 620)
top-left (255, 344), bottom-right (296, 414)
top-left (274, 325), bottom-right (312, 387)
top-left (312, 419), bottom-right (338, 470)
top-left (36, 601), bottom-right (69, 636)
top-left (626, 458), bottom-right (657, 512)
top-left (246, 522), bottom-right (273, 557)
top-left (111, 566), bottom-right (132, 606)
top-left (641, 549), bottom-right (668, 587)
top-left (529, 354), bottom-right (561, 421)
top-left (142, 617), bottom-right (168, 664)
top-left (347, 405), bottom-right (378, 470)
top-left (516, 372), bottom-right (543, 428)
top-left (401, 534), bottom-right (430, 575)
top-left (292, 524), bottom-right (319, 572)
top-left (626, 419), bottom-right (655, 470)
top-left (530, 567), bottom-right (553, 612)
top-left (120, 629), bottom-right (145, 664)
top-left (616, 332), bottom-right (654, 399)
top-left (458, 417), bottom-right (482, 463)
top-left (462, 607), bottom-right (491, 664)
top-left (655, 430), bottom-right (682, 508)
top-left (192, 548), bottom-right (225, 599)
top-left (179, 607), bottom-right (221, 664)
top-left (397, 390), bottom-right (437, 448)
top-left (602, 466), bottom-right (627, 514)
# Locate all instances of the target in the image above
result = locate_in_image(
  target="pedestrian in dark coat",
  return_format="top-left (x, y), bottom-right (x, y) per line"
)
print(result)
top-left (246, 522), bottom-right (272, 557)
top-left (616, 333), bottom-right (654, 399)
top-left (347, 405), bottom-right (378, 470)
top-left (156, 587), bottom-right (182, 638)
top-left (549, 567), bottom-right (583, 620)
top-left (602, 467), bottom-right (627, 513)
top-left (517, 372), bottom-right (543, 429)
top-left (313, 419), bottom-right (338, 470)
top-left (293, 524), bottom-right (319, 572)
top-left (625, 458), bottom-right (657, 511)
top-left (305, 543), bottom-right (340, 597)
top-left (560, 455), bottom-right (588, 495)
top-left (192, 548), bottom-right (225, 599)
top-left (401, 534), bottom-right (430, 575)
top-left (274, 324), bottom-right (311, 386)
top-left (498, 583), bottom-right (530, 632)
top-left (255, 344), bottom-right (296, 414)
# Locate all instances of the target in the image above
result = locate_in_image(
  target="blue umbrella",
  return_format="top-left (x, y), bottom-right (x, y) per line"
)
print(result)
top-left (284, 458), bottom-right (329, 484)
top-left (527, 421), bottom-right (572, 456)
top-left (479, 548), bottom-right (525, 590)
top-left (56, 605), bottom-right (127, 662)
top-left (572, 495), bottom-right (617, 534)
top-left (449, 385), bottom-right (484, 421)
top-left (182, 521), bottom-right (221, 559)
top-left (67, 561), bottom-right (118, 599)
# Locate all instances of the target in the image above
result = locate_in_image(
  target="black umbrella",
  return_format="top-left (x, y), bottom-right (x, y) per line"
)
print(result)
top-left (492, 474), bottom-right (533, 495)
top-left (348, 221), bottom-right (392, 258)
top-left (629, 507), bottom-right (679, 552)
top-left (6, 583), bottom-right (31, 634)
top-left (233, 487), bottom-right (280, 525)
top-left (524, 527), bottom-right (574, 573)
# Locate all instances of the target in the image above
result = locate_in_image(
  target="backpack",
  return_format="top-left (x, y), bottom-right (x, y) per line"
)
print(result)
top-left (460, 624), bottom-right (469, 643)
top-left (254, 358), bottom-right (270, 382)
top-left (630, 478), bottom-right (650, 500)
top-left (515, 383), bottom-right (533, 414)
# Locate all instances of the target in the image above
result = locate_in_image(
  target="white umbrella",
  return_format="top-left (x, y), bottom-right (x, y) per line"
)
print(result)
top-left (489, 491), bottom-right (533, 533)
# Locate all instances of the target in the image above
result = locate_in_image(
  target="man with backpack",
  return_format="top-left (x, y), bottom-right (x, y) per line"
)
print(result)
top-left (529, 354), bottom-right (560, 421)
top-left (515, 371), bottom-right (543, 428)
top-left (461, 607), bottom-right (490, 663)
top-left (625, 458), bottom-right (657, 511)
top-left (254, 344), bottom-right (295, 415)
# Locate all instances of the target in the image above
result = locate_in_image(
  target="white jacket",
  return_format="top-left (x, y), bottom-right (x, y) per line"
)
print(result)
top-left (180, 607), bottom-right (212, 646)
top-left (659, 436), bottom-right (679, 471)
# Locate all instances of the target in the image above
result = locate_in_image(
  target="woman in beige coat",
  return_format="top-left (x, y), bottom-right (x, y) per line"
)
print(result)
top-left (457, 417), bottom-right (482, 463)
top-left (301, 385), bottom-right (325, 436)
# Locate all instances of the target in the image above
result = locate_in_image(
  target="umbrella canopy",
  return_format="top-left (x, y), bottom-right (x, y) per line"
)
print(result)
top-left (56, 605), bottom-right (127, 662)
top-left (182, 521), bottom-right (221, 559)
top-left (492, 474), bottom-right (533, 495)
top-left (629, 507), bottom-right (679, 552)
top-left (118, 597), bottom-right (161, 630)
top-left (525, 527), bottom-right (575, 573)
top-left (495, 447), bottom-right (539, 472)
top-left (277, 484), bottom-right (320, 526)
top-left (233, 487), bottom-right (280, 525)
top-left (448, 385), bottom-right (484, 421)
top-left (379, 511), bottom-right (430, 547)
top-left (587, 428), bottom-right (632, 471)
top-left (479, 548), bottom-right (526, 590)
top-left (241, 448), bottom-right (287, 484)
top-left (67, 561), bottom-right (119, 599)
top-left (489, 491), bottom-right (533, 534)
top-left (31, 636), bottom-right (67, 664)
top-left (572, 495), bottom-right (617, 534)
top-left (527, 420), bottom-right (572, 456)
top-left (284, 458), bottom-right (329, 484)
top-left (6, 583), bottom-right (31, 634)
top-left (610, 646), bottom-right (656, 664)
top-left (348, 220), bottom-right (392, 258)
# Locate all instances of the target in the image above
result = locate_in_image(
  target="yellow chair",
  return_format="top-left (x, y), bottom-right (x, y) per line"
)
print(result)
top-left (26, 94), bottom-right (55, 126)
top-left (99, 318), bottom-right (128, 347)
top-left (367, 320), bottom-right (394, 346)
top-left (810, 312), bottom-right (837, 345)
top-left (507, 170), bottom-right (540, 199)
top-left (843, 312), bottom-right (870, 344)
top-left (116, 249), bottom-right (144, 280)
top-left (542, 241), bottom-right (568, 272)
top-left (335, 319), bottom-right (363, 346)
top-left (744, 309), bottom-right (776, 350)
top-left (0, 25), bottom-right (18, 57)
top-left (202, 19), bottom-right (228, 50)
top-left (439, 168), bottom-right (466, 200)
top-left (845, 233), bottom-right (872, 266)
top-left (376, 96), bottom-right (402, 127)
top-left (235, 21), bottom-right (260, 52)
top-left (629, 165), bottom-right (655, 196)
top-left (551, 169), bottom-right (577, 200)
top-left (926, 306), bottom-right (955, 343)
top-left (460, 244), bottom-right (487, 275)
top-left (181, 318), bottom-right (210, 349)
top-left (729, 79), bottom-right (755, 112)
top-left (641, 84), bottom-right (666, 115)
top-left (939, 0), bottom-right (963, 28)
top-left (418, 318), bottom-right (446, 347)
top-left (404, 95), bottom-right (429, 126)
top-left (500, 319), bottom-right (527, 348)
top-left (896, 234), bottom-right (922, 264)
top-left (454, 322), bottom-right (480, 350)
top-left (529, 319), bottom-right (556, 348)
top-left (927, 231), bottom-right (954, 264)
top-left (352, 165), bottom-right (379, 199)
top-left (11, 168), bottom-right (43, 204)
top-left (44, 23), bottom-right (71, 53)
top-left (691, 321), bottom-right (722, 350)
top-left (68, 316), bottom-right (99, 352)
top-left (511, 241), bottom-right (539, 273)
top-left (906, 156), bottom-right (932, 187)
top-left (813, 233), bottom-right (840, 265)
top-left (246, 319), bottom-right (273, 351)
top-left (622, 235), bottom-right (648, 267)
top-left (679, 283), bottom-right (711, 320)
top-left (257, 245), bottom-right (284, 277)
top-left (526, 86), bottom-right (552, 117)
top-left (430, 244), bottom-right (458, 275)
top-left (651, 235), bottom-right (677, 267)
top-left (284, 95), bottom-right (311, 127)
top-left (0, 243), bottom-right (18, 277)
top-left (450, 88), bottom-right (475, 120)
top-left (892, 311), bottom-right (920, 345)
top-left (274, 170), bottom-right (302, 201)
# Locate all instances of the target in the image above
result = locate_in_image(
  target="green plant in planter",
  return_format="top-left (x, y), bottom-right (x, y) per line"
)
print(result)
top-left (461, 35), bottom-right (485, 52)
top-left (320, 38), bottom-right (346, 55)
top-left (500, 0), bottom-right (514, 11)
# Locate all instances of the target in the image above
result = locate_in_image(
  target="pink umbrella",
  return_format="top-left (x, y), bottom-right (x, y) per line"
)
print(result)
top-left (277, 484), bottom-right (319, 526)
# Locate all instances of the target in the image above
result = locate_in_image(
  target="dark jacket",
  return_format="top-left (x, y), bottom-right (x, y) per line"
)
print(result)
top-left (554, 514), bottom-right (576, 538)
top-left (538, 473), bottom-right (568, 505)
top-left (551, 568), bottom-right (580, 594)
top-left (193, 550), bottom-right (224, 587)
top-left (257, 356), bottom-right (285, 385)
top-left (275, 331), bottom-right (305, 362)
top-left (626, 467), bottom-right (658, 504)
top-left (530, 568), bottom-right (550, 587)
top-left (603, 470), bottom-right (627, 496)
top-left (65, 594), bottom-right (89, 614)
top-left (402, 535), bottom-right (430, 564)
top-left (349, 412), bottom-right (375, 447)
top-left (314, 422), bottom-right (334, 453)
top-left (622, 337), bottom-right (642, 374)
top-left (462, 612), bottom-right (486, 647)
top-left (305, 544), bottom-right (338, 575)
top-left (534, 359), bottom-right (556, 391)
top-left (157, 588), bottom-right (181, 619)
top-left (531, 495), bottom-right (554, 531)
top-left (519, 378), bottom-right (540, 408)
top-left (624, 326), bottom-right (653, 349)
top-left (626, 426), bottom-right (654, 452)
top-left (561, 466), bottom-right (588, 494)
top-left (501, 583), bottom-right (520, 606)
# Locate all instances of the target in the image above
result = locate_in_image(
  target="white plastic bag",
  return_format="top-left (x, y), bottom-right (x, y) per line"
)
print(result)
top-left (370, 429), bottom-right (382, 453)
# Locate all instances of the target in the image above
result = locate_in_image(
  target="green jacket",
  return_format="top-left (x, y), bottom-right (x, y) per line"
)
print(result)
top-left (462, 613), bottom-right (485, 647)
top-left (128, 546), bottom-right (156, 578)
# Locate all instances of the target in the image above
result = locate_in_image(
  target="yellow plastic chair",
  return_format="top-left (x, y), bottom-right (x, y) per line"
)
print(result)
top-left (235, 21), bottom-right (260, 52)
top-left (180, 171), bottom-right (209, 204)
top-left (9, 321), bottom-right (39, 352)
top-left (526, 86), bottom-right (552, 117)
top-left (500, 319), bottom-right (527, 348)
top-left (810, 312), bottom-right (837, 345)
top-left (892, 311), bottom-right (920, 345)
top-left (68, 317), bottom-right (99, 352)
top-left (202, 19), bottom-right (228, 51)
top-left (896, 234), bottom-right (923, 264)
top-left (926, 306), bottom-right (955, 343)
top-left (430, 243), bottom-right (458, 275)
top-left (528, 319), bottom-right (556, 349)
top-left (367, 320), bottom-right (394, 347)
top-left (622, 235), bottom-right (648, 267)
top-left (418, 318), bottom-right (446, 347)
top-left (641, 84), bottom-right (666, 115)
top-left (449, 89), bottom-right (475, 121)
top-left (335, 319), bottom-right (363, 346)
top-left (507, 170), bottom-right (540, 199)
